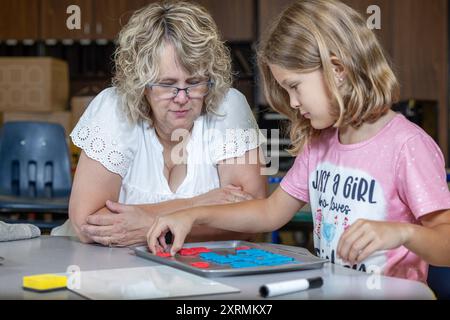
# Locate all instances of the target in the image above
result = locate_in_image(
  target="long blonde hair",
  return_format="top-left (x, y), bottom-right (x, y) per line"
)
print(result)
top-left (258, 0), bottom-right (400, 155)
top-left (113, 1), bottom-right (232, 123)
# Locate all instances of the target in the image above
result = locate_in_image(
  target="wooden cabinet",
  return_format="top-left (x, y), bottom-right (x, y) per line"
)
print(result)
top-left (40, 0), bottom-right (150, 40)
top-left (91, 0), bottom-right (255, 41)
top-left (391, 0), bottom-right (447, 101)
top-left (196, 0), bottom-right (255, 41)
top-left (258, 0), bottom-right (294, 37)
top-left (0, 0), bottom-right (40, 40)
top-left (256, 0), bottom-right (295, 105)
top-left (3, 0), bottom-right (255, 42)
top-left (258, 0), bottom-right (393, 70)
top-left (40, 0), bottom-right (93, 40)
top-left (341, 0), bottom-right (394, 54)
top-left (91, 0), bottom-right (152, 40)
top-left (402, 0), bottom-right (448, 157)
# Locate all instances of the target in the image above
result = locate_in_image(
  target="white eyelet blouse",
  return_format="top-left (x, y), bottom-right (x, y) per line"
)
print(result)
top-left (71, 87), bottom-right (264, 204)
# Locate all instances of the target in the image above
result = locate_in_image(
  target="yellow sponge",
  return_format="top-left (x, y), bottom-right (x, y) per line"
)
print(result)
top-left (23, 274), bottom-right (67, 292)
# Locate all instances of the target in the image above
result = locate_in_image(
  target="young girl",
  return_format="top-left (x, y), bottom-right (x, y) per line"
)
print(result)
top-left (146, 0), bottom-right (450, 282)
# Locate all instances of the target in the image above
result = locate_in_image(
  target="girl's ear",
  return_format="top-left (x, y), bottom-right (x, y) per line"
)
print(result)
top-left (330, 56), bottom-right (346, 83)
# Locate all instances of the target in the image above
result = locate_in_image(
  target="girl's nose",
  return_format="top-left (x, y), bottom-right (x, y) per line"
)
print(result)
top-left (290, 99), bottom-right (302, 109)
top-left (288, 93), bottom-right (301, 109)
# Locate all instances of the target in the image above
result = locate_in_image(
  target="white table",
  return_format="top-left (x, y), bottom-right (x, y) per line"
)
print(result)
top-left (0, 236), bottom-right (435, 300)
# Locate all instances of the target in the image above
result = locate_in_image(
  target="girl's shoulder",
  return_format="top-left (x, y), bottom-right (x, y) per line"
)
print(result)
top-left (388, 114), bottom-right (436, 147)
top-left (312, 114), bottom-right (435, 150)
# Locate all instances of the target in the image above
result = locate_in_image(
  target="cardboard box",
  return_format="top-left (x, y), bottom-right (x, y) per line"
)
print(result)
top-left (71, 95), bottom-right (94, 128)
top-left (0, 57), bottom-right (69, 112)
top-left (1, 111), bottom-right (73, 135)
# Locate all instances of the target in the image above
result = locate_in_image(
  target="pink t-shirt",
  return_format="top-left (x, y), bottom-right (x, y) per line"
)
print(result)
top-left (280, 114), bottom-right (450, 282)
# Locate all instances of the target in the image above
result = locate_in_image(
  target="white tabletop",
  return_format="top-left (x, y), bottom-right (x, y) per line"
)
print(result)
top-left (0, 236), bottom-right (435, 300)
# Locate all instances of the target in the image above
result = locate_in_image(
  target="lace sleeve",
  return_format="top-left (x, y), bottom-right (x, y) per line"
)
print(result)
top-left (207, 88), bottom-right (266, 164)
top-left (70, 88), bottom-right (139, 178)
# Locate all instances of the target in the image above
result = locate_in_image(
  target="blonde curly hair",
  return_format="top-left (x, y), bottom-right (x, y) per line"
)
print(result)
top-left (258, 0), bottom-right (400, 155)
top-left (112, 1), bottom-right (232, 123)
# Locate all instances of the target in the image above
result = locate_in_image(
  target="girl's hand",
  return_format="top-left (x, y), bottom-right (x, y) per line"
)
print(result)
top-left (147, 211), bottom-right (195, 256)
top-left (192, 185), bottom-right (254, 207)
top-left (80, 200), bottom-right (154, 247)
top-left (337, 219), bottom-right (413, 265)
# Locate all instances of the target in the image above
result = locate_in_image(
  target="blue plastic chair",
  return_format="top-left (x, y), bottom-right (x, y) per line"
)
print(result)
top-left (426, 172), bottom-right (450, 300)
top-left (428, 265), bottom-right (450, 300)
top-left (0, 121), bottom-right (72, 214)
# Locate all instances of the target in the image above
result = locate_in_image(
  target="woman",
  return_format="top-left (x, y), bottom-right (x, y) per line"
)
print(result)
top-left (52, 1), bottom-right (267, 246)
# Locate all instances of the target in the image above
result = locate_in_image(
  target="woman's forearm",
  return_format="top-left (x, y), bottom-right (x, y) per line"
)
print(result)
top-left (404, 223), bottom-right (450, 266)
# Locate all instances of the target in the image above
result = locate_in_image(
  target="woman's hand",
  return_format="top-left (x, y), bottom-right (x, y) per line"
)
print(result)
top-left (337, 219), bottom-right (413, 265)
top-left (192, 184), bottom-right (254, 206)
top-left (80, 200), bottom-right (155, 247)
top-left (147, 211), bottom-right (195, 256)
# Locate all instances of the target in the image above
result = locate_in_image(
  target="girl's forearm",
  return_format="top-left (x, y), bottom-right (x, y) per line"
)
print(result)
top-left (137, 198), bottom-right (264, 241)
top-left (404, 223), bottom-right (450, 266)
top-left (138, 198), bottom-right (268, 242)
top-left (186, 226), bottom-right (257, 243)
top-left (194, 198), bottom-right (277, 233)
top-left (137, 198), bottom-right (194, 216)
top-left (138, 199), bottom-right (262, 241)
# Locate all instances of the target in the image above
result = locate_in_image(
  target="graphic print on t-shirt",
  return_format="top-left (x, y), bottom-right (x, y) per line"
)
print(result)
top-left (309, 162), bottom-right (387, 272)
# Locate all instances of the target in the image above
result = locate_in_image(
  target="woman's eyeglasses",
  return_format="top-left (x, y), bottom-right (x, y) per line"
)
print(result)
top-left (147, 81), bottom-right (213, 100)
